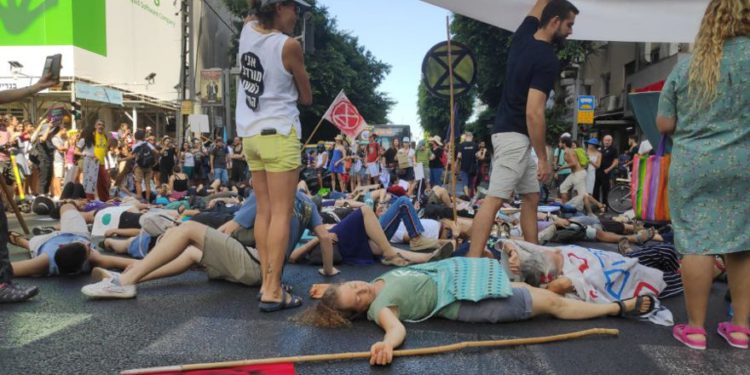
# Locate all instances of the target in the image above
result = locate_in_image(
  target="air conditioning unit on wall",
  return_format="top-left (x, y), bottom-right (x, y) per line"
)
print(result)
top-left (599, 95), bottom-right (621, 112)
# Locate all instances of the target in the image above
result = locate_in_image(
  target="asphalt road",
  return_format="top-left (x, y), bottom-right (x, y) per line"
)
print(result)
top-left (1, 213), bottom-right (744, 375)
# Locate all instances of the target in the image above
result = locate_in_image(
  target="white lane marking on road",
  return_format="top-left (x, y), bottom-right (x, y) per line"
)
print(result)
top-left (0, 312), bottom-right (92, 348)
top-left (640, 344), bottom-right (750, 374)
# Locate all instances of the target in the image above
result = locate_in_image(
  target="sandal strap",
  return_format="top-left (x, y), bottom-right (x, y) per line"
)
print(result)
top-left (720, 322), bottom-right (750, 335)
top-left (677, 324), bottom-right (706, 336)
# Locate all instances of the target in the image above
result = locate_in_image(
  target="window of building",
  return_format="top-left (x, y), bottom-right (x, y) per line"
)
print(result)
top-left (601, 73), bottom-right (611, 96)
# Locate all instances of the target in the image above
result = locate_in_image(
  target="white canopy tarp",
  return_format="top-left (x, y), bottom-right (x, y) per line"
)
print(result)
top-left (421, 0), bottom-right (709, 43)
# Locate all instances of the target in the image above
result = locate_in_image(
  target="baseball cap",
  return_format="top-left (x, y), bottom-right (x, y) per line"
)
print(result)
top-left (260, 0), bottom-right (311, 9)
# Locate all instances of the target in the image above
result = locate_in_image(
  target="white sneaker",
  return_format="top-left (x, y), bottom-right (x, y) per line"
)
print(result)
top-left (81, 278), bottom-right (136, 299)
top-left (90, 267), bottom-right (120, 282)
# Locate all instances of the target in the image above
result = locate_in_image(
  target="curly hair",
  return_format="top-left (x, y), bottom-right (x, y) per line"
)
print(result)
top-left (293, 284), bottom-right (359, 328)
top-left (688, 0), bottom-right (750, 106)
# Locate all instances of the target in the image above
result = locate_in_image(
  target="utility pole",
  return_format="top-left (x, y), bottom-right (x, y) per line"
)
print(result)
top-left (176, 0), bottom-right (194, 145)
top-left (571, 64), bottom-right (581, 140)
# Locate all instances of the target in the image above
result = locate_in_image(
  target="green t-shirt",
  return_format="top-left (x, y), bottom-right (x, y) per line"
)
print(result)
top-left (415, 147), bottom-right (431, 164)
top-left (367, 269), bottom-right (459, 324)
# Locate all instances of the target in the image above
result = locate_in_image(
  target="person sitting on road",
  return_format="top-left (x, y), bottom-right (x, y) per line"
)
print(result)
top-left (296, 257), bottom-right (655, 366)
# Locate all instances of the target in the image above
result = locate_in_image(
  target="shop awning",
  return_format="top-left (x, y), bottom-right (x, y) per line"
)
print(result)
top-left (421, 0), bottom-right (708, 43)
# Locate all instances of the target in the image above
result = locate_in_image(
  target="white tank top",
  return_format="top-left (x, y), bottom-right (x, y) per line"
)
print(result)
top-left (236, 21), bottom-right (301, 138)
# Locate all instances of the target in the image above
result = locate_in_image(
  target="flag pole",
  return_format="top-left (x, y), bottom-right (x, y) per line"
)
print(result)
top-left (446, 16), bottom-right (458, 222)
top-left (302, 116), bottom-right (327, 149)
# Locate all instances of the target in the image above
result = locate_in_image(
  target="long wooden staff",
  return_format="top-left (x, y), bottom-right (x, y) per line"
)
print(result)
top-left (121, 328), bottom-right (619, 374)
top-left (446, 16), bottom-right (458, 222)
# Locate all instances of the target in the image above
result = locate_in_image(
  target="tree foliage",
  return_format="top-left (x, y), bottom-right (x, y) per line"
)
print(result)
top-left (417, 82), bottom-right (474, 141)
top-left (223, 0), bottom-right (394, 143)
top-left (440, 14), bottom-right (596, 145)
top-left (450, 15), bottom-right (513, 112)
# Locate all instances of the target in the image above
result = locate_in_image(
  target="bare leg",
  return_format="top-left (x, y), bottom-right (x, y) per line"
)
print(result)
top-left (258, 169), bottom-right (298, 304)
top-left (432, 186), bottom-right (452, 206)
top-left (361, 206), bottom-right (398, 258)
top-left (139, 246), bottom-right (203, 282)
top-left (81, 210), bottom-right (96, 224)
top-left (117, 222), bottom-right (207, 285)
top-left (519, 192), bottom-right (540, 244)
top-left (725, 251), bottom-right (750, 341)
top-left (468, 196), bottom-right (504, 257)
top-left (522, 284), bottom-right (643, 319)
top-left (330, 173), bottom-right (337, 192)
top-left (367, 239), bottom-right (438, 264)
top-left (681, 255), bottom-right (715, 344)
top-left (253, 172), bottom-right (271, 297)
top-left (104, 238), bottom-right (133, 254)
top-left (11, 255), bottom-right (50, 277)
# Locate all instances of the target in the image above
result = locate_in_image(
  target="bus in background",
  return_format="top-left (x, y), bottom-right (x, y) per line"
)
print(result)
top-left (362, 124), bottom-right (412, 148)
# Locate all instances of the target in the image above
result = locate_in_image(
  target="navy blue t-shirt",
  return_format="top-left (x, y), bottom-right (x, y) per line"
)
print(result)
top-left (493, 16), bottom-right (560, 136)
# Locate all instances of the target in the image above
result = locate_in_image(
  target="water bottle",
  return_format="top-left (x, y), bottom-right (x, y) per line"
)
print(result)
top-left (364, 191), bottom-right (374, 210)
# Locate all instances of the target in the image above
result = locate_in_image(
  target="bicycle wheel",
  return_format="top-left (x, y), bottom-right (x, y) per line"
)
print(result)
top-left (608, 184), bottom-right (632, 214)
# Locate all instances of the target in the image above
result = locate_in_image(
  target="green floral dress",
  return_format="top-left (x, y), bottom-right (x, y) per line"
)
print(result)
top-left (657, 37), bottom-right (750, 255)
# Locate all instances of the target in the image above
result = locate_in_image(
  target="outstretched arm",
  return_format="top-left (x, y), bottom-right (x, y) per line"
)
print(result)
top-left (288, 236), bottom-right (319, 264)
top-left (11, 254), bottom-right (50, 277)
top-left (90, 251), bottom-right (136, 270)
top-left (370, 307), bottom-right (406, 366)
top-left (0, 74), bottom-right (57, 105)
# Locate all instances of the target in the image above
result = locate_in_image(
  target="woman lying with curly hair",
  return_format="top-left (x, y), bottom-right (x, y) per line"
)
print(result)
top-left (296, 257), bottom-right (655, 366)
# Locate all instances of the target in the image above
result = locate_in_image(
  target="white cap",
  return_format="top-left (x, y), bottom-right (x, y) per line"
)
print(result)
top-left (560, 132), bottom-right (571, 139)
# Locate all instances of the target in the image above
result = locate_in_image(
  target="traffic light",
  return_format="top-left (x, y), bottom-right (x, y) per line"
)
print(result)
top-left (71, 101), bottom-right (82, 120)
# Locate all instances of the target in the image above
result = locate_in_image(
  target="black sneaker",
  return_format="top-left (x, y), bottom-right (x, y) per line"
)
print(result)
top-left (0, 282), bottom-right (39, 303)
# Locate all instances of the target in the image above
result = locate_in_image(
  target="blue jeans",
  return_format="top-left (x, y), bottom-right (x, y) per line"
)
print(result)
top-left (458, 171), bottom-right (475, 195)
top-left (213, 168), bottom-right (228, 185)
top-left (430, 168), bottom-right (444, 187)
top-left (379, 196), bottom-right (424, 239)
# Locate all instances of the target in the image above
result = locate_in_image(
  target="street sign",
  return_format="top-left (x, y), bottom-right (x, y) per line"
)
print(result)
top-left (577, 95), bottom-right (596, 111)
top-left (181, 100), bottom-right (193, 115)
top-left (421, 41), bottom-right (477, 98)
top-left (577, 95), bottom-right (595, 125)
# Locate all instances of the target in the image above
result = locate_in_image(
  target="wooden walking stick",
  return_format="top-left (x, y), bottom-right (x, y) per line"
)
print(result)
top-left (121, 328), bottom-right (619, 374)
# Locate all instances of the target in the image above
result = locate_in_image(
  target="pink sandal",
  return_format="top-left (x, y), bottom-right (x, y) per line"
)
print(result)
top-left (717, 322), bottom-right (750, 349)
top-left (673, 324), bottom-right (707, 350)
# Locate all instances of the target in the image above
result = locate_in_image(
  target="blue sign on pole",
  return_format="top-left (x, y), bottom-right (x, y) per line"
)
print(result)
top-left (577, 95), bottom-right (596, 111)
top-left (75, 81), bottom-right (124, 106)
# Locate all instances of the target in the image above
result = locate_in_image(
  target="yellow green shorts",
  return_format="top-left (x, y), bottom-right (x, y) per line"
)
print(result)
top-left (243, 128), bottom-right (301, 173)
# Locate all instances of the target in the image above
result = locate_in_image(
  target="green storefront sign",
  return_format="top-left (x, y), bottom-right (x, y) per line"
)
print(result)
top-left (0, 0), bottom-right (107, 56)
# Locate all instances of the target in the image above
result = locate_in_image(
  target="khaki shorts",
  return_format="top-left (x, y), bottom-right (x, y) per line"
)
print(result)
top-left (487, 133), bottom-right (539, 200)
top-left (560, 170), bottom-right (587, 211)
top-left (244, 128), bottom-right (301, 173)
top-left (199, 227), bottom-right (261, 286)
top-left (54, 162), bottom-right (64, 178)
top-left (134, 166), bottom-right (153, 183)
